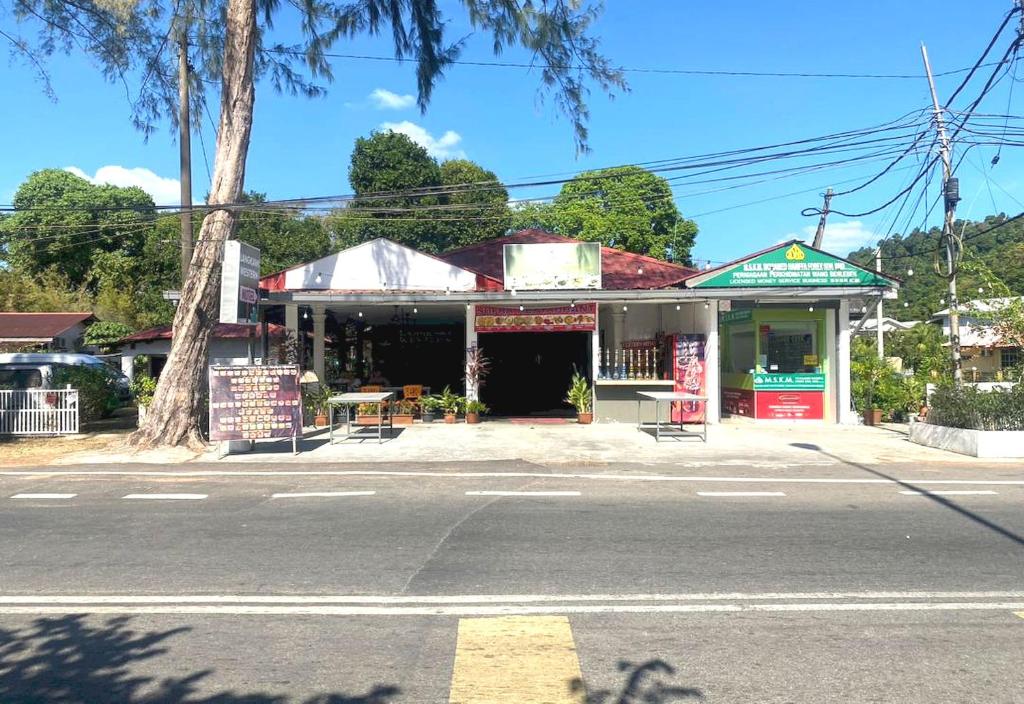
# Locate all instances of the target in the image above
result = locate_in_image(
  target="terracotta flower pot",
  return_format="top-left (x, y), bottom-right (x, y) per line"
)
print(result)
top-left (314, 414), bottom-right (328, 428)
top-left (444, 413), bottom-right (457, 424)
top-left (466, 412), bottom-right (480, 424)
top-left (863, 409), bottom-right (883, 426)
top-left (577, 412), bottom-right (593, 425)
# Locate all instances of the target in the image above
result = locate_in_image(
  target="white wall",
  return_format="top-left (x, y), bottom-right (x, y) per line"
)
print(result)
top-left (283, 239), bottom-right (479, 291)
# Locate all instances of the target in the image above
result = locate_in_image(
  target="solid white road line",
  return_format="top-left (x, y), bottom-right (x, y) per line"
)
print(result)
top-left (899, 490), bottom-right (999, 496)
top-left (0, 591), bottom-right (1021, 605)
top-left (270, 491), bottom-right (376, 499)
top-left (121, 493), bottom-right (208, 500)
top-left (465, 491), bottom-right (582, 497)
top-left (0, 602), bottom-right (1022, 616)
top-left (10, 493), bottom-right (77, 499)
top-left (4, 470), bottom-right (1024, 486)
top-left (697, 491), bottom-right (786, 497)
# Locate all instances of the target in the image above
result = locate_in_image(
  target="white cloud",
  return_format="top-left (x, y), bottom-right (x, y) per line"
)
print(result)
top-left (785, 220), bottom-right (878, 255)
top-left (379, 121), bottom-right (466, 160)
top-left (64, 165), bottom-right (181, 206)
top-left (369, 88), bottom-right (416, 110)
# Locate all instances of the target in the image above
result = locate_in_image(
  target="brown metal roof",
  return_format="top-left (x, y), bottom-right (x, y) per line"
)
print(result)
top-left (0, 312), bottom-right (96, 340)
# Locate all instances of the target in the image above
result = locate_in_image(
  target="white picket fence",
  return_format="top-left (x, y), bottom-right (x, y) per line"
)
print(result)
top-left (0, 388), bottom-right (80, 436)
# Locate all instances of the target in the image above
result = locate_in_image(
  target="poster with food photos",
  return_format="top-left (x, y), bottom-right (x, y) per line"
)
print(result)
top-left (209, 365), bottom-right (302, 441)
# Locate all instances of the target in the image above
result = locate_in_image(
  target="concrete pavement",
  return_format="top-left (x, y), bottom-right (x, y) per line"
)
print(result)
top-left (0, 464), bottom-right (1022, 702)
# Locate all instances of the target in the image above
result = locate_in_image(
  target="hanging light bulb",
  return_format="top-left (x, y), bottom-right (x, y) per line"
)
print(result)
top-left (466, 303), bottom-right (471, 309)
top-left (637, 267), bottom-right (644, 275)
top-left (358, 311), bottom-right (363, 318)
top-left (622, 305), bottom-right (628, 312)
top-left (412, 307), bottom-right (418, 314)
top-left (704, 302), bottom-right (710, 309)
top-left (904, 302), bottom-right (910, 308)
top-left (907, 268), bottom-right (914, 277)
top-left (570, 301), bottom-right (576, 309)
top-left (302, 309), bottom-right (309, 319)
top-left (675, 304), bottom-right (681, 311)
top-left (315, 272), bottom-right (323, 284)
top-left (808, 305), bottom-right (815, 312)
top-left (519, 305), bottom-right (524, 312)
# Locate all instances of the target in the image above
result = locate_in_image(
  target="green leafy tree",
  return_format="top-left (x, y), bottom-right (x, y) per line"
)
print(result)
top-left (329, 132), bottom-right (510, 253)
top-left (8, 0), bottom-right (624, 449)
top-left (233, 192), bottom-right (330, 275)
top-left (83, 321), bottom-right (134, 351)
top-left (510, 166), bottom-right (697, 263)
top-left (884, 324), bottom-right (950, 381)
top-left (0, 268), bottom-right (93, 312)
top-left (0, 169), bottom-right (155, 289)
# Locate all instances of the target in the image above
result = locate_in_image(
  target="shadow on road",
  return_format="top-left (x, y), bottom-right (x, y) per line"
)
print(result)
top-left (571, 659), bottom-right (704, 703)
top-left (791, 442), bottom-right (1024, 549)
top-left (0, 615), bottom-right (399, 704)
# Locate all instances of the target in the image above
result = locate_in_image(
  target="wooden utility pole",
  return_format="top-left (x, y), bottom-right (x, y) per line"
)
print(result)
top-left (875, 248), bottom-right (885, 359)
top-left (921, 43), bottom-right (962, 384)
top-left (178, 29), bottom-right (194, 283)
top-left (811, 188), bottom-right (834, 249)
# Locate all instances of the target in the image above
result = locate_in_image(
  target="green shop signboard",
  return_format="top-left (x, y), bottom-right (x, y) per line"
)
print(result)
top-left (720, 309), bottom-right (753, 325)
top-left (693, 242), bottom-right (892, 288)
top-left (753, 373), bottom-right (826, 391)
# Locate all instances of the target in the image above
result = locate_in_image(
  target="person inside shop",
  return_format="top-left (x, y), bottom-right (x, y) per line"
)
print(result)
top-left (366, 368), bottom-right (390, 387)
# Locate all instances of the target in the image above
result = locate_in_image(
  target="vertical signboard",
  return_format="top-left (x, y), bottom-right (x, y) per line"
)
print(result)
top-left (209, 365), bottom-right (302, 442)
top-left (671, 334), bottom-right (707, 424)
top-left (220, 240), bottom-right (261, 325)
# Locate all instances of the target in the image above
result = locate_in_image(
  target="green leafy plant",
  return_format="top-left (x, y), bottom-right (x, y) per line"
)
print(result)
top-left (565, 370), bottom-right (593, 414)
top-left (465, 400), bottom-right (489, 415)
top-left (419, 395), bottom-right (441, 413)
top-left (303, 384), bottom-right (332, 416)
top-left (357, 402), bottom-right (381, 416)
top-left (83, 321), bottom-right (134, 352)
top-left (51, 365), bottom-right (120, 422)
top-left (394, 399), bottom-right (418, 415)
top-left (928, 383), bottom-right (1024, 431)
top-left (130, 374), bottom-right (158, 407)
top-left (438, 386), bottom-right (464, 416)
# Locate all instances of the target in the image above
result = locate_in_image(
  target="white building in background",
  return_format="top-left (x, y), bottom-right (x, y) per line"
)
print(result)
top-left (930, 297), bottom-right (1022, 379)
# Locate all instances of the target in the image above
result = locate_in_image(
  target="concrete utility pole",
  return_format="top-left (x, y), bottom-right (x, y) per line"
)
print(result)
top-left (921, 43), bottom-right (962, 384)
top-left (811, 188), bottom-right (834, 249)
top-left (875, 248), bottom-right (884, 359)
top-left (178, 29), bottom-right (194, 283)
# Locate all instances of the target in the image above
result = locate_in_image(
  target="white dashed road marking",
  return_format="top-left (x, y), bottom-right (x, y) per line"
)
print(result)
top-left (697, 491), bottom-right (786, 497)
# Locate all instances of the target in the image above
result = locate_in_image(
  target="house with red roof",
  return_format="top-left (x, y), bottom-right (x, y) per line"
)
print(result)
top-left (255, 230), bottom-right (897, 425)
top-left (0, 312), bottom-right (97, 353)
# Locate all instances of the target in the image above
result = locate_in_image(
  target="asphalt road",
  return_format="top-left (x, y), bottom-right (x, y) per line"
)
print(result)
top-left (0, 462), bottom-right (1022, 703)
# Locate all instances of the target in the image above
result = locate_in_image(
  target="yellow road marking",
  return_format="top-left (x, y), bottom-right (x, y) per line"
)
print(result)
top-left (449, 615), bottom-right (584, 704)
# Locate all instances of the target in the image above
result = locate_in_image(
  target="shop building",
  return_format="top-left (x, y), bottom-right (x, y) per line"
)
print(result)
top-left (258, 230), bottom-right (897, 424)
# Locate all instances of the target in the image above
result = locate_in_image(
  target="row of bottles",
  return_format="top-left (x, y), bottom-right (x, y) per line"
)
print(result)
top-left (597, 347), bottom-right (662, 380)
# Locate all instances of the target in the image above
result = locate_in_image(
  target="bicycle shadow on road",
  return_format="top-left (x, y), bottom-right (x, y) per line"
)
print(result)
top-left (0, 615), bottom-right (399, 704)
top-left (791, 442), bottom-right (1024, 549)
top-left (570, 659), bottom-right (704, 703)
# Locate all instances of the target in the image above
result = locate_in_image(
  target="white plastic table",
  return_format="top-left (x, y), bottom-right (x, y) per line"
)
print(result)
top-left (328, 392), bottom-right (393, 444)
top-left (636, 391), bottom-right (708, 442)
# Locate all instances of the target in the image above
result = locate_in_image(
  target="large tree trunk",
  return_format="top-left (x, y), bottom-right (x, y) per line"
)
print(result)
top-left (129, 0), bottom-right (257, 450)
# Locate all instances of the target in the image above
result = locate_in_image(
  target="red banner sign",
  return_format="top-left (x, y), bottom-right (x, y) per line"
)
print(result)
top-left (475, 303), bottom-right (596, 333)
top-left (209, 364), bottom-right (302, 441)
top-left (755, 391), bottom-right (824, 420)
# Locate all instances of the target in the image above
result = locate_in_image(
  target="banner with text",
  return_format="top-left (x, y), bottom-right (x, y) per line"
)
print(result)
top-left (475, 303), bottom-right (596, 333)
top-left (209, 364), bottom-right (301, 441)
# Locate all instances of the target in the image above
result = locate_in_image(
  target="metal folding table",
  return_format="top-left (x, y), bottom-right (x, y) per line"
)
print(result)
top-left (636, 391), bottom-right (708, 442)
top-left (328, 392), bottom-right (393, 444)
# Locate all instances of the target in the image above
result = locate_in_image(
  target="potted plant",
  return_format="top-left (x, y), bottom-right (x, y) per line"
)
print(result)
top-left (465, 399), bottom-right (489, 424)
top-left (438, 386), bottom-right (464, 424)
top-left (131, 374), bottom-right (157, 426)
top-left (420, 395), bottom-right (440, 423)
top-left (565, 370), bottom-right (594, 424)
top-left (303, 384), bottom-right (332, 428)
top-left (355, 402), bottom-right (382, 425)
top-left (392, 398), bottom-right (417, 426)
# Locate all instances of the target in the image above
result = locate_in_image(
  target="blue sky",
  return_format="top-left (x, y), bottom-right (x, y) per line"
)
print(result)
top-left (4, 0), bottom-right (1024, 265)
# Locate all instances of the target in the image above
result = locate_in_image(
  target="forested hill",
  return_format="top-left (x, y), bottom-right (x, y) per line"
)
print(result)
top-left (846, 213), bottom-right (1024, 323)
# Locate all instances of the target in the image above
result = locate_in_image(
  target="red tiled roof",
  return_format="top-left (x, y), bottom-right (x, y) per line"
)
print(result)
top-left (439, 229), bottom-right (697, 290)
top-left (0, 312), bottom-right (96, 340)
top-left (119, 322), bottom-right (288, 344)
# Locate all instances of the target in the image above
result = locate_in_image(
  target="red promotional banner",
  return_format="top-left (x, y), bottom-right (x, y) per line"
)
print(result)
top-left (755, 391), bottom-right (824, 420)
top-left (671, 334), bottom-right (706, 424)
top-left (475, 303), bottom-right (596, 333)
top-left (209, 364), bottom-right (302, 441)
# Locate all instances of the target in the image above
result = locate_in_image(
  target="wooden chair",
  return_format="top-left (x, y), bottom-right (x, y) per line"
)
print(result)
top-left (402, 385), bottom-right (424, 401)
top-left (360, 385), bottom-right (382, 393)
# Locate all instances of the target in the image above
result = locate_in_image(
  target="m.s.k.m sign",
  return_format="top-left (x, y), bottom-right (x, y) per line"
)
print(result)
top-left (689, 241), bottom-right (894, 289)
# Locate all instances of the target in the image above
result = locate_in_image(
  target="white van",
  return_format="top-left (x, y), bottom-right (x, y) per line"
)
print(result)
top-left (0, 353), bottom-right (132, 400)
